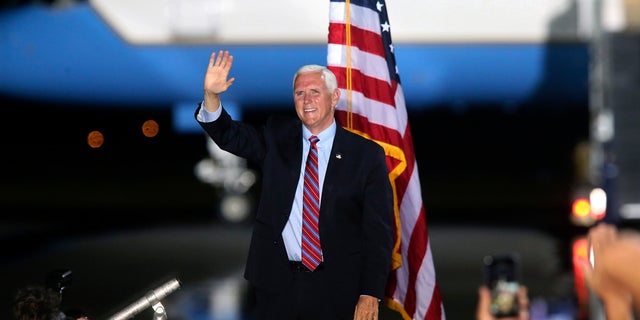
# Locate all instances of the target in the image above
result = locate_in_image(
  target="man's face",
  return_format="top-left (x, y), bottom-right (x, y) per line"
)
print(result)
top-left (293, 71), bottom-right (339, 134)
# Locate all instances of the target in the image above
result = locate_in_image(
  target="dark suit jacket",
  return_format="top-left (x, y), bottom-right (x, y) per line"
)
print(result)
top-left (196, 106), bottom-right (394, 311)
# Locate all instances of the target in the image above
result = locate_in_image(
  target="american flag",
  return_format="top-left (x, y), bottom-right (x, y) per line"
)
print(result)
top-left (326, 0), bottom-right (445, 319)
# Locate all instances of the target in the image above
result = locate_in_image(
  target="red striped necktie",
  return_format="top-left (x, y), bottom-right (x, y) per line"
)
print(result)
top-left (302, 135), bottom-right (322, 271)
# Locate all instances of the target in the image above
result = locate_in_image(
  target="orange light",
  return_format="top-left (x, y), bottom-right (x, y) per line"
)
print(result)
top-left (572, 198), bottom-right (591, 218)
top-left (573, 237), bottom-right (588, 258)
top-left (87, 130), bottom-right (104, 148)
top-left (142, 119), bottom-right (159, 138)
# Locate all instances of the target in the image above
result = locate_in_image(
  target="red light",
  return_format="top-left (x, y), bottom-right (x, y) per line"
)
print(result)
top-left (572, 237), bottom-right (590, 319)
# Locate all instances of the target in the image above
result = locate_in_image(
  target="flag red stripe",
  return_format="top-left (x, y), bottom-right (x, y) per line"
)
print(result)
top-left (405, 206), bottom-right (429, 315)
top-left (427, 283), bottom-right (444, 319)
top-left (331, 66), bottom-right (397, 108)
top-left (396, 126), bottom-right (417, 201)
top-left (328, 22), bottom-right (386, 57)
top-left (334, 110), bottom-right (403, 147)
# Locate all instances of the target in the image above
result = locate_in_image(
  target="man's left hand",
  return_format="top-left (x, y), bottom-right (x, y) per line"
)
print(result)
top-left (353, 295), bottom-right (379, 320)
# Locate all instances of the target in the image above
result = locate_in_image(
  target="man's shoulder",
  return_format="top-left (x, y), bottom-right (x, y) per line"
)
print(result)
top-left (263, 114), bottom-right (301, 138)
top-left (265, 113), bottom-right (299, 127)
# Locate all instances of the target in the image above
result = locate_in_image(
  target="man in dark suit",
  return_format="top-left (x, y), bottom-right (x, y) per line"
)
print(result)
top-left (195, 50), bottom-right (394, 320)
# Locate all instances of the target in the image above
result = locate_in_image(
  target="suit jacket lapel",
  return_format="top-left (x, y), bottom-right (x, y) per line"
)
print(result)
top-left (275, 122), bottom-right (304, 232)
top-left (321, 126), bottom-right (347, 209)
top-left (273, 117), bottom-right (303, 186)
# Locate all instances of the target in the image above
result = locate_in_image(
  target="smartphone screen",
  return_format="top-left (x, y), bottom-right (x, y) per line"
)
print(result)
top-left (483, 254), bottom-right (520, 318)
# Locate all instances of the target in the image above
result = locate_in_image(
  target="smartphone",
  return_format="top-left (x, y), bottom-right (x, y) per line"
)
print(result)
top-left (483, 253), bottom-right (520, 318)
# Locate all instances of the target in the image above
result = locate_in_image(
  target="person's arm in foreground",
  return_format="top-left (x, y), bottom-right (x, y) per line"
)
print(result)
top-left (579, 223), bottom-right (640, 319)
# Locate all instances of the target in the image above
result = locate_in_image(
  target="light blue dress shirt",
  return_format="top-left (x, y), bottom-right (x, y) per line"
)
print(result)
top-left (197, 103), bottom-right (336, 261)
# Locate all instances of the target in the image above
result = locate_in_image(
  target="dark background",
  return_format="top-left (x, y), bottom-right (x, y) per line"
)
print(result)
top-left (1, 98), bottom-right (588, 232)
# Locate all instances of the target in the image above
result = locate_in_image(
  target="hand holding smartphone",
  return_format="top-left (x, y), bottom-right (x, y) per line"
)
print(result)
top-left (483, 253), bottom-right (521, 318)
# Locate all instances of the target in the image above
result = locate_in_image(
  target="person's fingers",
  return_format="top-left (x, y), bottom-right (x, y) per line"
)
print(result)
top-left (208, 51), bottom-right (232, 73)
top-left (476, 286), bottom-right (493, 320)
top-left (588, 223), bottom-right (615, 268)
top-left (588, 223), bottom-right (617, 248)
top-left (209, 50), bottom-right (226, 68)
top-left (518, 286), bottom-right (530, 320)
top-left (214, 50), bottom-right (223, 66)
top-left (518, 286), bottom-right (529, 308)
top-left (225, 54), bottom-right (233, 70)
top-left (353, 303), bottom-right (378, 320)
top-left (217, 51), bottom-right (226, 67)
top-left (209, 51), bottom-right (216, 67)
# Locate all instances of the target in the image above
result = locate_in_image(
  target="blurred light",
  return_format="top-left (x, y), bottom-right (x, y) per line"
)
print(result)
top-left (208, 276), bottom-right (243, 320)
top-left (572, 198), bottom-right (591, 218)
top-left (142, 119), bottom-right (159, 138)
top-left (571, 188), bottom-right (608, 226)
top-left (571, 197), bottom-right (594, 227)
top-left (220, 194), bottom-right (250, 223)
top-left (572, 237), bottom-right (590, 319)
top-left (620, 203), bottom-right (640, 219)
top-left (87, 130), bottom-right (104, 148)
top-left (594, 109), bottom-right (614, 143)
top-left (589, 188), bottom-right (607, 220)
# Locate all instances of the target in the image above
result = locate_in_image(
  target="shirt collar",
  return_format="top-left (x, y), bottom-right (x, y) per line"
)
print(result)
top-left (303, 121), bottom-right (336, 147)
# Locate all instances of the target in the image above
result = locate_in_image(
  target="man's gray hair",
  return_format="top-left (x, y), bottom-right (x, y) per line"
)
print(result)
top-left (293, 65), bottom-right (338, 92)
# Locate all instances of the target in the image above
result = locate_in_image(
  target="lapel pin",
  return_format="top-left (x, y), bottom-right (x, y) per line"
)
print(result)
top-left (336, 153), bottom-right (342, 159)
